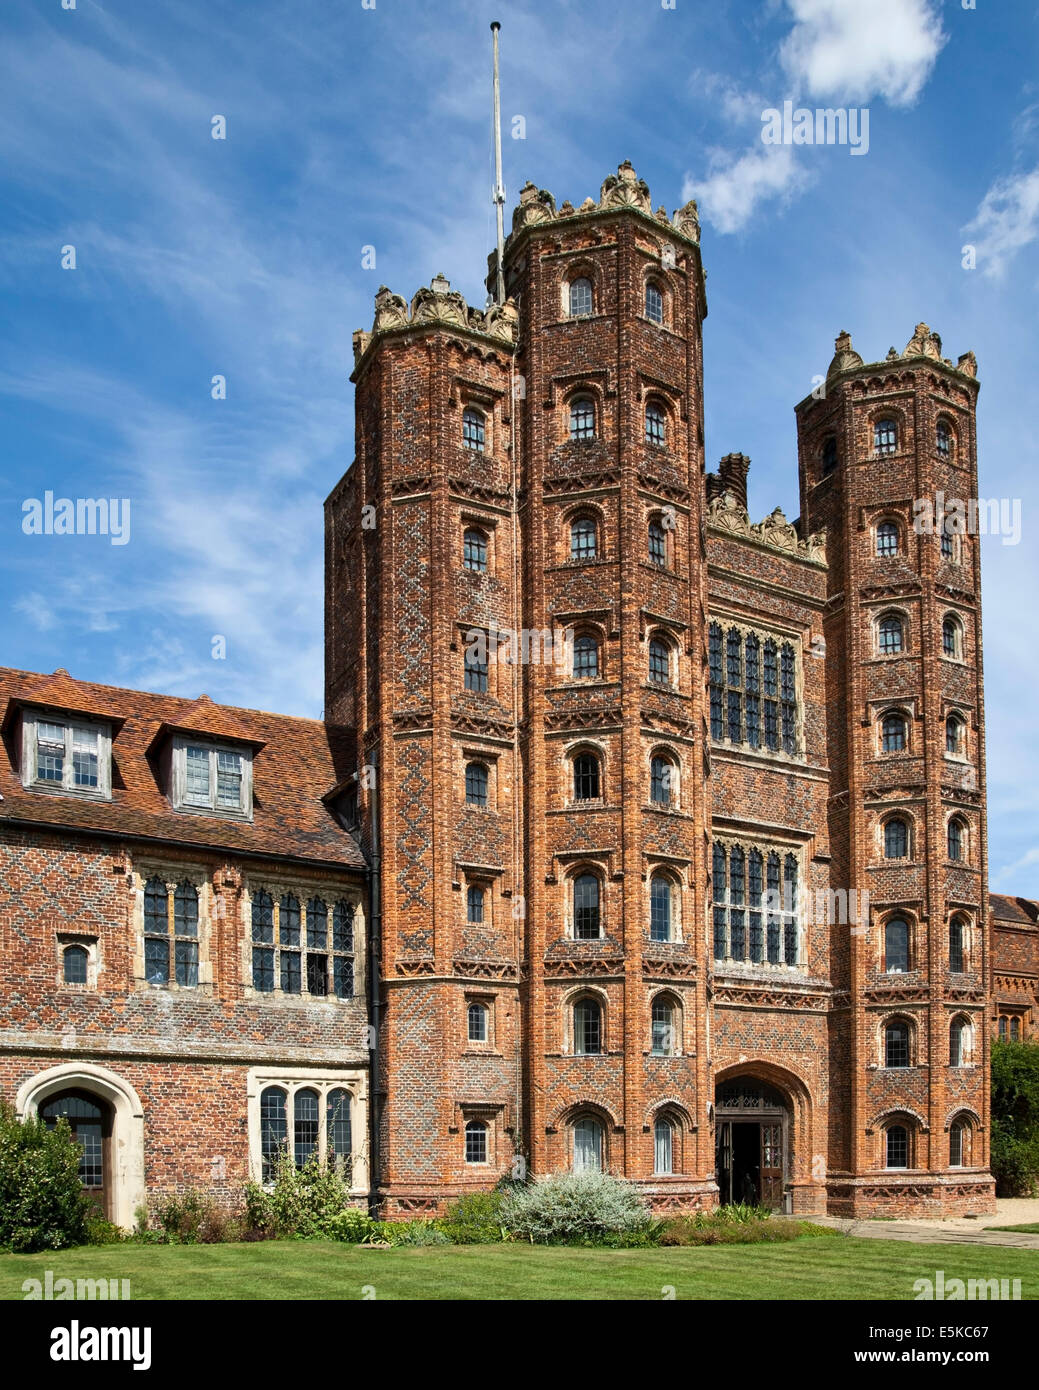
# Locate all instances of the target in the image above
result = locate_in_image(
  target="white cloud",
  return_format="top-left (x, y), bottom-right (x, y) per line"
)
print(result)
top-left (992, 845), bottom-right (1039, 888)
top-left (683, 144), bottom-right (809, 235)
top-left (964, 167), bottom-right (1039, 279)
top-left (13, 592), bottom-right (57, 633)
top-left (779, 0), bottom-right (946, 106)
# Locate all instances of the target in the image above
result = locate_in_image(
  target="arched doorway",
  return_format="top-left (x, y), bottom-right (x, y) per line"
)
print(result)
top-left (39, 1090), bottom-right (114, 1219)
top-left (715, 1078), bottom-right (789, 1208)
top-left (16, 1063), bottom-right (145, 1231)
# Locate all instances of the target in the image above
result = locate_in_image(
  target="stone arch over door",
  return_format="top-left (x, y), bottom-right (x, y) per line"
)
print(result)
top-left (713, 1060), bottom-right (816, 1207)
top-left (16, 1062), bottom-right (146, 1232)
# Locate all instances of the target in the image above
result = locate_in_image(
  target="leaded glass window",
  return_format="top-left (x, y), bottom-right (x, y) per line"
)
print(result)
top-left (648, 637), bottom-right (671, 685)
top-left (882, 712), bottom-right (907, 752)
top-left (327, 1089), bottom-right (352, 1168)
top-left (650, 754), bottom-right (674, 806)
top-left (713, 840), bottom-right (799, 966)
top-left (467, 1002), bottom-right (488, 1043)
top-left (465, 761), bottom-right (489, 807)
top-left (568, 278), bottom-right (592, 317)
top-left (63, 944), bottom-right (88, 984)
top-left (949, 917), bottom-right (965, 972)
top-left (465, 645), bottom-right (489, 693)
top-left (569, 396), bottom-right (595, 440)
top-left (467, 884), bottom-right (485, 924)
top-left (573, 633), bottom-right (599, 679)
top-left (936, 419), bottom-right (952, 459)
top-left (573, 1116), bottom-right (602, 1172)
top-left (574, 998), bottom-right (602, 1054)
top-left (645, 282), bottom-right (663, 324)
top-left (462, 408), bottom-right (485, 452)
top-left (570, 516), bottom-right (597, 560)
top-left (884, 818), bottom-right (909, 859)
top-left (465, 1120), bottom-right (488, 1164)
top-left (648, 518), bottom-right (668, 566)
top-left (651, 997), bottom-right (675, 1055)
top-left (654, 1117), bottom-right (673, 1174)
top-left (876, 521), bottom-right (899, 557)
top-left (645, 401), bottom-right (666, 447)
top-left (260, 1086), bottom-right (287, 1181)
top-left (294, 1088), bottom-right (319, 1167)
top-left (878, 616), bottom-right (903, 654)
top-left (947, 818), bottom-right (964, 862)
top-left (573, 874), bottom-right (601, 939)
top-left (649, 874), bottom-right (672, 942)
top-left (874, 418), bottom-right (897, 455)
top-left (886, 1124), bottom-right (908, 1168)
top-left (885, 1022), bottom-right (910, 1069)
top-left (463, 528), bottom-right (488, 572)
top-left (573, 752), bottom-right (600, 801)
top-left (885, 918), bottom-right (909, 974)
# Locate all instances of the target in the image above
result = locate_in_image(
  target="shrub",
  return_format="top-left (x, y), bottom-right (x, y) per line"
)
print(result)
top-left (85, 1213), bottom-right (124, 1246)
top-left (499, 1171), bottom-right (652, 1244)
top-left (991, 1039), bottom-right (1039, 1197)
top-left (383, 1220), bottom-right (451, 1247)
top-left (0, 1101), bottom-right (91, 1253)
top-left (325, 1207), bottom-right (380, 1244)
top-left (440, 1191), bottom-right (509, 1244)
top-left (244, 1151), bottom-right (354, 1238)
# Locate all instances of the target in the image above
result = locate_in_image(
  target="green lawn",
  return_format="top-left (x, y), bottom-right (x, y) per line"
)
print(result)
top-left (988, 1224), bottom-right (1039, 1234)
top-left (1, 1235), bottom-right (1037, 1300)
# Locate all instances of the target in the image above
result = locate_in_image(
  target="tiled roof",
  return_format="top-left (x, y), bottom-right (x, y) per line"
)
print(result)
top-left (0, 667), bottom-right (366, 872)
top-left (990, 894), bottom-right (1039, 927)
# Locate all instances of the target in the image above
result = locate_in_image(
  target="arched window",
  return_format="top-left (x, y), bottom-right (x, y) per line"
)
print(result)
top-left (876, 520), bottom-right (899, 557)
top-left (941, 522), bottom-right (954, 561)
top-left (260, 1085), bottom-right (287, 1181)
top-left (651, 995), bottom-right (675, 1054)
top-left (884, 1020), bottom-right (911, 1068)
top-left (884, 919), bottom-right (910, 974)
top-left (648, 636), bottom-right (672, 685)
top-left (648, 516), bottom-right (668, 567)
top-left (884, 817), bottom-right (909, 859)
top-left (465, 761), bottom-right (489, 807)
top-left (568, 277), bottom-right (593, 317)
top-left (936, 419), bottom-right (952, 459)
top-left (645, 401), bottom-right (666, 447)
top-left (294, 1088), bottom-right (319, 1168)
top-left (654, 1116), bottom-right (674, 1174)
top-left (573, 751), bottom-right (601, 802)
top-left (947, 817), bottom-right (965, 863)
top-left (949, 916), bottom-right (966, 973)
top-left (885, 1123), bottom-right (909, 1169)
top-left (462, 407), bottom-right (486, 452)
top-left (467, 1002), bottom-right (488, 1043)
top-left (942, 616), bottom-right (961, 658)
top-left (327, 1089), bottom-right (352, 1167)
top-left (822, 436), bottom-right (838, 476)
top-left (573, 997), bottom-right (602, 1055)
top-left (63, 944), bottom-right (88, 984)
top-left (572, 1115), bottom-right (603, 1172)
top-left (40, 1092), bottom-right (107, 1194)
top-left (573, 874), bottom-right (601, 939)
top-left (881, 711), bottom-right (907, 753)
top-left (878, 614), bottom-right (904, 655)
top-left (949, 1119), bottom-right (968, 1167)
top-left (945, 715), bottom-right (965, 756)
top-left (465, 1119), bottom-right (488, 1164)
top-left (650, 753), bottom-right (676, 806)
top-left (463, 527), bottom-right (488, 572)
top-left (144, 876), bottom-right (169, 985)
top-left (1010, 1016), bottom-right (1022, 1040)
top-left (999, 1015), bottom-right (1008, 1040)
top-left (573, 632), bottom-right (600, 679)
top-left (466, 884), bottom-right (486, 924)
top-left (649, 874), bottom-right (673, 942)
top-left (874, 418), bottom-right (897, 456)
top-left (569, 396), bottom-right (596, 441)
top-left (950, 1017), bottom-right (970, 1067)
top-left (570, 515), bottom-right (597, 561)
top-left (645, 281), bottom-right (664, 324)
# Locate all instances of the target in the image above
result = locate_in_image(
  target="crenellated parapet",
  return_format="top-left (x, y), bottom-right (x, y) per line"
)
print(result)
top-left (505, 160), bottom-right (702, 247)
top-left (352, 273), bottom-right (519, 368)
top-left (707, 490), bottom-right (827, 566)
top-left (824, 325), bottom-right (978, 385)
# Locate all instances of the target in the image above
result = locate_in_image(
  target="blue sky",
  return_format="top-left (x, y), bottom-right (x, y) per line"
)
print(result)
top-left (1, 0), bottom-right (1037, 891)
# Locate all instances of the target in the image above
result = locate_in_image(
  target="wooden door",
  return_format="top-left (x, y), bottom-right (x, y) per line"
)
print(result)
top-left (715, 1120), bottom-right (732, 1204)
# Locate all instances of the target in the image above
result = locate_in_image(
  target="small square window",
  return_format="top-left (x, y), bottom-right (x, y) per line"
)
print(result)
top-left (173, 740), bottom-right (251, 816)
top-left (25, 715), bottom-right (111, 799)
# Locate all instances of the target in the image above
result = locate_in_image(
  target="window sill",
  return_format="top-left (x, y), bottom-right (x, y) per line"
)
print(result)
top-left (24, 781), bottom-right (111, 802)
top-left (171, 802), bottom-right (253, 823)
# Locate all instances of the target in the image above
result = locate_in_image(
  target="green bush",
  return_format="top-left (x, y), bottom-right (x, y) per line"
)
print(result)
top-left (499, 1171), bottom-right (652, 1245)
top-left (325, 1207), bottom-right (380, 1244)
top-left (85, 1213), bottom-right (125, 1246)
top-left (154, 1190), bottom-right (241, 1244)
top-left (244, 1151), bottom-right (354, 1238)
top-left (0, 1101), bottom-right (91, 1252)
top-left (991, 1040), bottom-right (1039, 1197)
top-left (440, 1191), bottom-right (509, 1244)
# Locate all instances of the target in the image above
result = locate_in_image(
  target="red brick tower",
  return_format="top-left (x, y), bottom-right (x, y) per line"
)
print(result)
top-left (796, 326), bottom-right (994, 1213)
top-left (498, 165), bottom-right (713, 1203)
top-left (326, 276), bottom-right (525, 1213)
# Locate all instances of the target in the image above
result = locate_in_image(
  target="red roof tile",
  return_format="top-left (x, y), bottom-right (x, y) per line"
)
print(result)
top-left (0, 666), bottom-right (365, 872)
top-left (990, 894), bottom-right (1039, 927)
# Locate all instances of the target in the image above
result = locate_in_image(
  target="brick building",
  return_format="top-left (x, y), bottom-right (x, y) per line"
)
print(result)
top-left (5, 160), bottom-right (1030, 1223)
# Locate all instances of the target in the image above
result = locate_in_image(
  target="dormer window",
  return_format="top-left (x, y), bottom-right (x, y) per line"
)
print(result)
top-left (172, 738), bottom-right (252, 817)
top-left (22, 713), bottom-right (112, 799)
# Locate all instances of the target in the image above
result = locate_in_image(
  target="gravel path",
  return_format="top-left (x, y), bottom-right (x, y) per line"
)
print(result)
top-left (812, 1198), bottom-right (1039, 1249)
